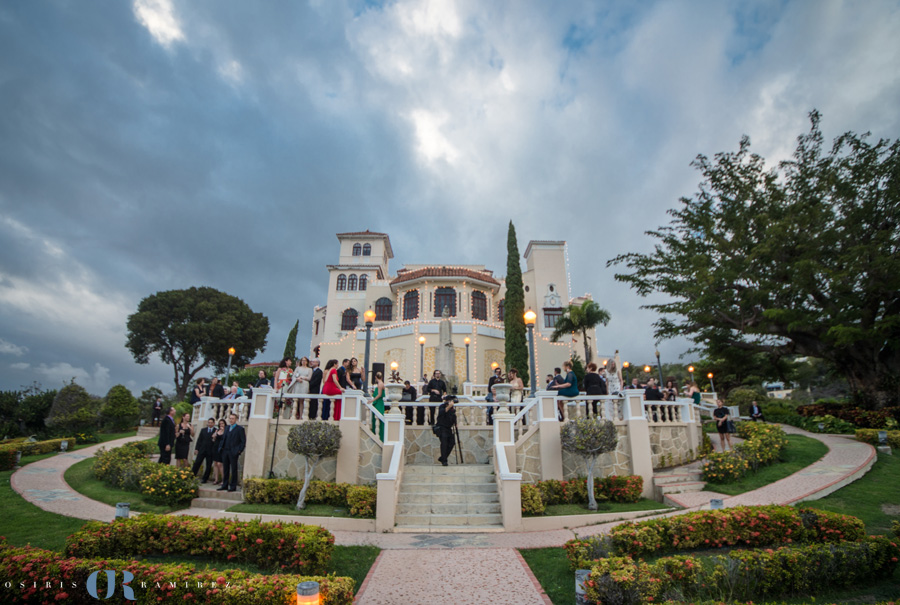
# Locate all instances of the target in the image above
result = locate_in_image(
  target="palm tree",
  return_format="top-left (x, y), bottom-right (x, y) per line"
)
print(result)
top-left (549, 300), bottom-right (611, 364)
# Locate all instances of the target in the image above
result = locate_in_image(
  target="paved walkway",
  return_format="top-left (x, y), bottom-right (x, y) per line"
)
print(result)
top-left (9, 426), bottom-right (878, 604)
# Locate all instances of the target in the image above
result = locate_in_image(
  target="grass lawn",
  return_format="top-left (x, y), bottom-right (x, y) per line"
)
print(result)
top-left (519, 547), bottom-right (574, 605)
top-left (64, 457), bottom-right (189, 514)
top-left (705, 434), bottom-right (828, 496)
top-left (228, 502), bottom-right (354, 517)
top-left (530, 499), bottom-right (671, 517)
top-left (802, 451), bottom-right (900, 535)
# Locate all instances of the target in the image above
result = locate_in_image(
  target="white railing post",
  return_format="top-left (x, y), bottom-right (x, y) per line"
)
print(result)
top-left (624, 389), bottom-right (655, 498)
top-left (493, 408), bottom-right (522, 531)
top-left (375, 404), bottom-right (405, 532)
top-left (336, 391), bottom-right (363, 484)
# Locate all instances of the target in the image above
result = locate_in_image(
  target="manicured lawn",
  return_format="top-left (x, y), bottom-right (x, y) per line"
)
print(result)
top-left (705, 434), bottom-right (828, 496)
top-left (533, 499), bottom-right (671, 517)
top-left (64, 456), bottom-right (189, 514)
top-left (802, 451), bottom-right (900, 535)
top-left (228, 502), bottom-right (354, 517)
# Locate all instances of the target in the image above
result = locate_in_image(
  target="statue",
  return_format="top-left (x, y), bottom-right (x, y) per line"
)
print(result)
top-left (436, 306), bottom-right (457, 391)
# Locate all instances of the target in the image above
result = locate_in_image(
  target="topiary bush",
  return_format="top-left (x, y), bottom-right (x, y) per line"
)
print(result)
top-left (101, 384), bottom-right (140, 431)
top-left (46, 381), bottom-right (101, 435)
top-left (65, 514), bottom-right (336, 575)
top-left (520, 483), bottom-right (545, 515)
top-left (346, 485), bottom-right (377, 518)
top-left (138, 464), bottom-right (199, 506)
top-left (287, 422), bottom-right (342, 510)
top-left (560, 417), bottom-right (618, 510)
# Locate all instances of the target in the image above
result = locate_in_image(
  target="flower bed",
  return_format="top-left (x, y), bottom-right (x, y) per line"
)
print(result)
top-left (856, 428), bottom-right (900, 448)
top-left (582, 536), bottom-right (900, 604)
top-left (92, 442), bottom-right (197, 506)
top-left (0, 437), bottom-right (77, 469)
top-left (64, 514), bottom-right (335, 575)
top-left (0, 541), bottom-right (353, 604)
top-left (702, 423), bottom-right (788, 482)
top-left (242, 478), bottom-right (377, 518)
top-left (521, 475), bottom-right (644, 514)
top-left (565, 506), bottom-right (866, 562)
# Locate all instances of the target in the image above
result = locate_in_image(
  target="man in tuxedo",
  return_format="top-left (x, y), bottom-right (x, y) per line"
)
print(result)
top-left (157, 407), bottom-right (176, 465)
top-left (307, 359), bottom-right (323, 420)
top-left (218, 413), bottom-right (246, 492)
top-left (749, 400), bottom-right (765, 422)
top-left (337, 359), bottom-right (350, 388)
top-left (192, 417), bottom-right (217, 483)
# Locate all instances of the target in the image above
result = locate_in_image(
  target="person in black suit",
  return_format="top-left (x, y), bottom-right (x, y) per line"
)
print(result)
top-left (191, 417), bottom-right (217, 483)
top-left (307, 359), bottom-right (323, 420)
top-left (435, 395), bottom-right (457, 466)
top-left (749, 400), bottom-right (765, 422)
top-left (426, 370), bottom-right (447, 425)
top-left (337, 359), bottom-right (350, 388)
top-left (157, 407), bottom-right (176, 465)
top-left (218, 412), bottom-right (246, 492)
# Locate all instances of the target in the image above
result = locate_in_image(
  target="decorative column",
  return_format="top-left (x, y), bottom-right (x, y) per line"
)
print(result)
top-left (242, 390), bottom-right (275, 480)
top-left (537, 390), bottom-right (563, 480)
top-left (335, 390), bottom-right (362, 484)
top-left (624, 388), bottom-right (654, 498)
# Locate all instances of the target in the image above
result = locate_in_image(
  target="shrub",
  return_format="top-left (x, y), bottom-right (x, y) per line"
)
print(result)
top-left (564, 535), bottom-right (616, 570)
top-left (560, 418), bottom-right (618, 510)
top-left (346, 485), bottom-right (377, 518)
top-left (703, 423), bottom-right (787, 481)
top-left (46, 381), bottom-right (101, 434)
top-left (287, 422), bottom-right (342, 509)
top-left (701, 451), bottom-right (749, 483)
top-left (609, 505), bottom-right (865, 558)
top-left (856, 428), bottom-right (900, 448)
top-left (521, 483), bottom-right (545, 515)
top-left (242, 478), bottom-right (376, 518)
top-left (0, 437), bottom-right (77, 469)
top-left (726, 386), bottom-right (768, 416)
top-left (65, 514), bottom-right (335, 575)
top-left (0, 542), bottom-right (353, 604)
top-left (101, 384), bottom-right (140, 431)
top-left (74, 430), bottom-right (99, 444)
top-left (599, 475), bottom-right (643, 502)
top-left (138, 464), bottom-right (199, 506)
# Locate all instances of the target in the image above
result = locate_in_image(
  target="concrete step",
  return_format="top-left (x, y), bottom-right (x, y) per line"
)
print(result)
top-left (192, 498), bottom-right (240, 510)
top-left (400, 482), bottom-right (497, 494)
top-left (197, 488), bottom-right (243, 501)
top-left (404, 464), bottom-right (494, 477)
top-left (398, 492), bottom-right (499, 505)
top-left (395, 513), bottom-right (503, 527)
top-left (393, 526), bottom-right (505, 533)
top-left (653, 473), bottom-right (702, 486)
top-left (136, 426), bottom-right (158, 439)
top-left (397, 502), bottom-right (502, 516)
top-left (655, 481), bottom-right (706, 495)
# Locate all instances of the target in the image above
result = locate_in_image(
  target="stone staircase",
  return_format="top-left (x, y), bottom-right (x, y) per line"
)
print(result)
top-left (653, 465), bottom-right (706, 507)
top-left (395, 464), bottom-right (503, 531)
top-left (136, 426), bottom-right (158, 439)
top-left (191, 485), bottom-right (243, 510)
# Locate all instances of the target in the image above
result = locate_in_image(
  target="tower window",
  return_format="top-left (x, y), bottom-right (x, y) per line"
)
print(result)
top-left (336, 274), bottom-right (347, 291)
top-left (348, 274), bottom-right (358, 291)
top-left (362, 243), bottom-right (371, 256)
top-left (403, 290), bottom-right (419, 320)
top-left (341, 308), bottom-right (359, 331)
top-left (352, 243), bottom-right (362, 256)
top-left (434, 287), bottom-right (457, 317)
top-left (471, 291), bottom-right (487, 320)
top-left (375, 297), bottom-right (393, 321)
top-left (358, 274), bottom-right (367, 291)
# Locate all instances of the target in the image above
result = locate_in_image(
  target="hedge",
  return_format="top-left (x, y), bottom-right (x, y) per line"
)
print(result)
top-left (579, 505), bottom-right (866, 560)
top-left (242, 478), bottom-right (377, 518)
top-left (582, 536), bottom-right (900, 604)
top-left (856, 428), bottom-right (900, 449)
top-left (92, 442), bottom-right (197, 506)
top-left (65, 514), bottom-right (335, 575)
top-left (0, 541), bottom-right (353, 604)
top-left (798, 402), bottom-right (900, 429)
top-left (0, 437), bottom-right (76, 470)
top-left (521, 475), bottom-right (644, 514)
top-left (702, 423), bottom-right (788, 482)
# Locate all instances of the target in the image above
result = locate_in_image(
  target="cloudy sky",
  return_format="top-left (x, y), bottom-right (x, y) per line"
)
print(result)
top-left (1, 0), bottom-right (899, 396)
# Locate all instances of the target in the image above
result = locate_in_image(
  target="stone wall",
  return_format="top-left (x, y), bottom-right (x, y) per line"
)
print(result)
top-left (265, 424), bottom-right (337, 482)
top-left (405, 427), bottom-right (494, 465)
top-left (514, 429), bottom-right (541, 483)
top-left (562, 425), bottom-right (631, 479)
top-left (358, 426), bottom-right (383, 484)
top-left (648, 425), bottom-right (693, 469)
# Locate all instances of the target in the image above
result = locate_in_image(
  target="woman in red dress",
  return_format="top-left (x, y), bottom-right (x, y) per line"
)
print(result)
top-left (321, 359), bottom-right (344, 420)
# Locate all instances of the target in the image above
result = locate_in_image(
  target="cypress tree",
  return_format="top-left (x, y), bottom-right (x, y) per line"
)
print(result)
top-left (504, 221), bottom-right (530, 388)
top-left (283, 319), bottom-right (299, 360)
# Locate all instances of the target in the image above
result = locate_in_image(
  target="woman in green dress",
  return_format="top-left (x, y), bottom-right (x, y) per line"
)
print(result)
top-left (371, 371), bottom-right (386, 441)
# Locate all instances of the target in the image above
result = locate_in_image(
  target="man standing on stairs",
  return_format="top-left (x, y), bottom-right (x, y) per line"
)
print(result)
top-left (218, 412), bottom-right (246, 492)
top-left (192, 417), bottom-right (216, 483)
top-left (435, 395), bottom-right (457, 466)
top-left (157, 406), bottom-right (176, 465)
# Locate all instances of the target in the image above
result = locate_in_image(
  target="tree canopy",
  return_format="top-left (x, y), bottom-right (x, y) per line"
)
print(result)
top-left (550, 300), bottom-right (611, 364)
top-left (126, 287), bottom-right (269, 400)
top-left (609, 112), bottom-right (900, 407)
top-left (560, 417), bottom-right (618, 510)
top-left (283, 320), bottom-right (299, 360)
top-left (505, 221), bottom-right (529, 387)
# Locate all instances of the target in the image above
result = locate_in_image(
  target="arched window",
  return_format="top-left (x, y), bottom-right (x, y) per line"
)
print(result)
top-left (336, 274), bottom-right (347, 291)
top-left (471, 291), bottom-right (487, 320)
top-left (434, 287), bottom-right (456, 317)
top-left (352, 243), bottom-right (362, 256)
top-left (341, 308), bottom-right (359, 331)
top-left (375, 297), bottom-right (393, 321)
top-left (358, 274), bottom-right (367, 291)
top-left (362, 243), bottom-right (371, 256)
top-left (498, 299), bottom-right (505, 322)
top-left (403, 290), bottom-right (419, 320)
top-left (347, 274), bottom-right (358, 291)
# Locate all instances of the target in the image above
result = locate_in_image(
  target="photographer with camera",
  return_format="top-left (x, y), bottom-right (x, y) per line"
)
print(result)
top-left (435, 394), bottom-right (458, 466)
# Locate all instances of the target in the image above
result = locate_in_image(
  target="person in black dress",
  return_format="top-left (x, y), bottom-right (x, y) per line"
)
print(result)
top-left (713, 399), bottom-right (732, 451)
top-left (582, 362), bottom-right (607, 417)
top-left (426, 370), bottom-right (447, 425)
top-left (348, 357), bottom-right (364, 390)
top-left (174, 412), bottom-right (194, 468)
top-left (435, 395), bottom-right (457, 466)
top-left (211, 419), bottom-right (227, 485)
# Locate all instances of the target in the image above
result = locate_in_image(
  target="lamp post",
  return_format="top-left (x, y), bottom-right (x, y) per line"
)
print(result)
top-left (226, 347), bottom-right (235, 386)
top-left (524, 309), bottom-right (537, 396)
top-left (688, 365), bottom-right (695, 383)
top-left (464, 337), bottom-right (471, 383)
top-left (655, 349), bottom-right (664, 386)
top-left (623, 361), bottom-right (630, 385)
top-left (363, 309), bottom-right (376, 396)
top-left (708, 372), bottom-right (715, 393)
top-left (418, 336), bottom-right (426, 384)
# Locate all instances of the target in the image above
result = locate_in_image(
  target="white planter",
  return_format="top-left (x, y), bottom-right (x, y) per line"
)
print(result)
top-left (384, 383), bottom-right (405, 403)
top-left (492, 383), bottom-right (512, 403)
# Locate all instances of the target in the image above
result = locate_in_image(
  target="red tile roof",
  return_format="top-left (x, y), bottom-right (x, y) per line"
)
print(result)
top-left (390, 266), bottom-right (501, 287)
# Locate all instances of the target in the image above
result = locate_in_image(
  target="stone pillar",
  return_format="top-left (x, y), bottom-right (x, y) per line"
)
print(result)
top-left (624, 389), bottom-right (654, 498)
top-left (493, 409), bottom-right (523, 531)
top-left (536, 391), bottom-right (563, 480)
top-left (681, 398), bottom-right (700, 455)
top-left (336, 391), bottom-right (363, 484)
top-left (243, 391), bottom-right (274, 480)
top-left (375, 406), bottom-right (405, 532)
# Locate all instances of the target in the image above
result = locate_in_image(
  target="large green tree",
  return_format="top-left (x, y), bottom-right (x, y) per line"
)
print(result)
top-left (504, 221), bottom-right (529, 388)
top-left (549, 300), bottom-right (611, 364)
top-left (126, 287), bottom-right (269, 400)
top-left (283, 319), bottom-right (299, 360)
top-left (609, 112), bottom-right (900, 407)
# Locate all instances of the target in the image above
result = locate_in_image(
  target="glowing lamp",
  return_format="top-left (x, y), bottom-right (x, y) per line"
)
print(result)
top-left (643, 365), bottom-right (651, 373)
top-left (228, 347), bottom-right (235, 356)
top-left (622, 361), bottom-right (630, 368)
top-left (491, 362), bottom-right (499, 370)
top-left (707, 373), bottom-right (713, 379)
top-left (364, 309), bottom-right (376, 324)
top-left (688, 365), bottom-right (695, 373)
top-left (464, 337), bottom-right (470, 345)
top-left (296, 581), bottom-right (319, 605)
top-left (523, 309), bottom-right (537, 325)
top-left (390, 361), bottom-right (399, 371)
top-left (418, 336), bottom-right (426, 345)
top-left (601, 359), bottom-right (607, 366)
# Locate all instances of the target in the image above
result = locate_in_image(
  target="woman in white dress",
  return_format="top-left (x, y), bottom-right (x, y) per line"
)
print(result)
top-left (604, 359), bottom-right (622, 396)
top-left (289, 356), bottom-right (313, 420)
top-left (507, 368), bottom-right (526, 425)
